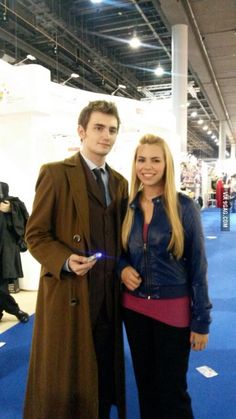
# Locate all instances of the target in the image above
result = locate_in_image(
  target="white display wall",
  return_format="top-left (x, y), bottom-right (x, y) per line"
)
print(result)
top-left (0, 60), bottom-right (178, 290)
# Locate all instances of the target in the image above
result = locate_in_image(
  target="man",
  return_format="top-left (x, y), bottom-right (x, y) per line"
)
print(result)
top-left (230, 174), bottom-right (236, 213)
top-left (0, 182), bottom-right (29, 323)
top-left (24, 100), bottom-right (128, 419)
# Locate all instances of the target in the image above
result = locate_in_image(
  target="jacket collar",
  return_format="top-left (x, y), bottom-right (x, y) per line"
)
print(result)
top-left (130, 190), bottom-right (164, 210)
top-left (63, 152), bottom-right (81, 167)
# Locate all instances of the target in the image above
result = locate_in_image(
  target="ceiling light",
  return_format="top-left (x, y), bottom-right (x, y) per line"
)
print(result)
top-left (211, 134), bottom-right (216, 139)
top-left (188, 82), bottom-right (197, 98)
top-left (111, 84), bottom-right (126, 96)
top-left (15, 54), bottom-right (36, 66)
top-left (154, 64), bottom-right (164, 77)
top-left (197, 119), bottom-right (203, 125)
top-left (207, 130), bottom-right (212, 135)
top-left (118, 84), bottom-right (126, 89)
top-left (129, 31), bottom-right (141, 49)
top-left (203, 125), bottom-right (208, 130)
top-left (91, 0), bottom-right (102, 3)
top-left (61, 73), bottom-right (80, 85)
top-left (191, 111), bottom-right (197, 117)
top-left (71, 73), bottom-right (80, 78)
top-left (27, 54), bottom-right (36, 61)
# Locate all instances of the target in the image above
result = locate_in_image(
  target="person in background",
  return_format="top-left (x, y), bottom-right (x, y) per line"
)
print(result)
top-left (216, 175), bottom-right (224, 208)
top-left (0, 181), bottom-right (29, 323)
top-left (24, 100), bottom-right (128, 419)
top-left (119, 134), bottom-right (212, 419)
top-left (230, 174), bottom-right (236, 213)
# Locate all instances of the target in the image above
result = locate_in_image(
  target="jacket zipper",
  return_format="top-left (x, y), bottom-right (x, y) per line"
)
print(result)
top-left (143, 241), bottom-right (151, 299)
top-left (143, 203), bottom-right (158, 299)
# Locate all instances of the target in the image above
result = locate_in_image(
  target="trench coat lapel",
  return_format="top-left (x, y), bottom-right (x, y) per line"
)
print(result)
top-left (107, 165), bottom-right (123, 253)
top-left (63, 153), bottom-right (90, 246)
top-left (107, 165), bottom-right (117, 203)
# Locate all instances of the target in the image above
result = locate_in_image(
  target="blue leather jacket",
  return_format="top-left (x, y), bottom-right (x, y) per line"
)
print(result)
top-left (119, 192), bottom-right (212, 334)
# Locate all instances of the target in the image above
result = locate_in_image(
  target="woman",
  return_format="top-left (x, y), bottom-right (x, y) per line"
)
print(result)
top-left (119, 135), bottom-right (212, 419)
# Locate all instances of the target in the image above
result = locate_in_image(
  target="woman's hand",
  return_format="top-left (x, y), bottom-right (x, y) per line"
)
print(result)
top-left (121, 266), bottom-right (142, 291)
top-left (190, 331), bottom-right (209, 351)
top-left (68, 254), bottom-right (97, 276)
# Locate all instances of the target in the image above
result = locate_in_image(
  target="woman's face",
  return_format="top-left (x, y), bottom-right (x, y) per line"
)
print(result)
top-left (135, 143), bottom-right (166, 188)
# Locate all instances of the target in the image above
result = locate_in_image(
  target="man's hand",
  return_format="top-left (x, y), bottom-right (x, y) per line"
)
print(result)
top-left (190, 332), bottom-right (209, 351)
top-left (121, 266), bottom-right (142, 291)
top-left (0, 200), bottom-right (11, 213)
top-left (68, 254), bottom-right (97, 276)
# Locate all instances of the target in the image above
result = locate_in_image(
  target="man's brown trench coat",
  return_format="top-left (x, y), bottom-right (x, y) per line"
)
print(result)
top-left (23, 153), bottom-right (128, 419)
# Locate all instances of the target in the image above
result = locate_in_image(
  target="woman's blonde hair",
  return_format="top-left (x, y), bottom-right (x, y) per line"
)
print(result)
top-left (122, 134), bottom-right (184, 259)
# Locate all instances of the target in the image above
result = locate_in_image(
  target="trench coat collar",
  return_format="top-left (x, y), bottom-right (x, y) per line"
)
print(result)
top-left (63, 150), bottom-right (120, 208)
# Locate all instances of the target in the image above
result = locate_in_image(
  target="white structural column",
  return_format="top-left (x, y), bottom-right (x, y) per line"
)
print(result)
top-left (230, 143), bottom-right (236, 159)
top-left (218, 120), bottom-right (227, 161)
top-left (172, 24), bottom-right (188, 155)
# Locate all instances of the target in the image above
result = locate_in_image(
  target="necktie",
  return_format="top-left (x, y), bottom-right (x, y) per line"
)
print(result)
top-left (93, 168), bottom-right (107, 206)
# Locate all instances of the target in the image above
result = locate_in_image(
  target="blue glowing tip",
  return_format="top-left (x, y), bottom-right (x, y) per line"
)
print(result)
top-left (95, 252), bottom-right (102, 259)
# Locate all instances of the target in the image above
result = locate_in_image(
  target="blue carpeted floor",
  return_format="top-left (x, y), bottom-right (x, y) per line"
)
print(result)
top-left (0, 317), bottom-right (34, 419)
top-left (0, 208), bottom-right (236, 419)
top-left (188, 209), bottom-right (236, 419)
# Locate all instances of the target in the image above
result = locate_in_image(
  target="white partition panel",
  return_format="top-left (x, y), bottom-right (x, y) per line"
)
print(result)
top-left (0, 60), bottom-right (178, 290)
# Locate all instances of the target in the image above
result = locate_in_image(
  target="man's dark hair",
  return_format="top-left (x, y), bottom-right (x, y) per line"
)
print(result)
top-left (78, 100), bottom-right (121, 131)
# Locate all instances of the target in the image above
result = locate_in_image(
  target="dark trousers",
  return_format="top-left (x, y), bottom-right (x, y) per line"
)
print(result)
top-left (0, 279), bottom-right (19, 316)
top-left (123, 308), bottom-right (194, 419)
top-left (93, 303), bottom-right (115, 419)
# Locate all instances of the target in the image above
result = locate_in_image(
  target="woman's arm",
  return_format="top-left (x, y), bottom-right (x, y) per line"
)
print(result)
top-left (182, 198), bottom-right (212, 335)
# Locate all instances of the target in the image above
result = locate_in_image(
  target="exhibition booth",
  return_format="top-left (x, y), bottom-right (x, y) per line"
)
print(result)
top-left (1, 59), bottom-right (234, 290)
top-left (0, 60), bottom-right (179, 290)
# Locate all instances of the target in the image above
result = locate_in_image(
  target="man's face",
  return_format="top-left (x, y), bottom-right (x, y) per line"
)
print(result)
top-left (78, 111), bottom-right (118, 163)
